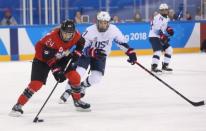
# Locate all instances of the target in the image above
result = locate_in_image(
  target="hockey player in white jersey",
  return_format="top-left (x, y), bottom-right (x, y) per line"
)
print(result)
top-left (149, 3), bottom-right (174, 73)
top-left (59, 11), bottom-right (137, 108)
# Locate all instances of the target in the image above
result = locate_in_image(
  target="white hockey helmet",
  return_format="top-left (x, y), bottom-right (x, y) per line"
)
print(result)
top-left (159, 3), bottom-right (169, 10)
top-left (97, 11), bottom-right (111, 22)
top-left (96, 11), bottom-right (111, 32)
top-left (159, 3), bottom-right (169, 17)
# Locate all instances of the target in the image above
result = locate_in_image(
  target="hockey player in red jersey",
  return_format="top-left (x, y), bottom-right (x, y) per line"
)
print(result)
top-left (9, 20), bottom-right (90, 117)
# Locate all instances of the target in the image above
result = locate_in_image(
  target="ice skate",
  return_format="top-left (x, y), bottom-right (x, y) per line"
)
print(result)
top-left (162, 63), bottom-right (173, 74)
top-left (73, 99), bottom-right (91, 112)
top-left (9, 104), bottom-right (23, 117)
top-left (59, 86), bottom-right (86, 104)
top-left (59, 89), bottom-right (72, 104)
top-left (151, 64), bottom-right (162, 75)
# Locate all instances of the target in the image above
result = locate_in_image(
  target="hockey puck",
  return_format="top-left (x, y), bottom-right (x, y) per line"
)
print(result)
top-left (37, 119), bottom-right (44, 122)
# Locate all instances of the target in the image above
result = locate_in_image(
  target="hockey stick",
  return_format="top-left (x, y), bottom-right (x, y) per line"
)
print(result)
top-left (33, 58), bottom-right (72, 123)
top-left (135, 62), bottom-right (205, 107)
top-left (177, 10), bottom-right (183, 20)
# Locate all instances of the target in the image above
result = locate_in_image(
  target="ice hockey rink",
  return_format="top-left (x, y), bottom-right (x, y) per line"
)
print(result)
top-left (0, 53), bottom-right (206, 131)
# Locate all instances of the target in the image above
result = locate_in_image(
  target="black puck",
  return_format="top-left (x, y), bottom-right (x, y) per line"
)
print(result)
top-left (33, 117), bottom-right (44, 123)
top-left (38, 119), bottom-right (44, 122)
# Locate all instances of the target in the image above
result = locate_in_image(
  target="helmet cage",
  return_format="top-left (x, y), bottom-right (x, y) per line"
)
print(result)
top-left (96, 11), bottom-right (111, 32)
top-left (60, 20), bottom-right (75, 41)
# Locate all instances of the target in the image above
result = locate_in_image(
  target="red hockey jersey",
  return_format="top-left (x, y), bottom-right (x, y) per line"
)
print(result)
top-left (34, 28), bottom-right (84, 66)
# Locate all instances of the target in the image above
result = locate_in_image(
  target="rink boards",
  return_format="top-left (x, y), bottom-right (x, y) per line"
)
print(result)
top-left (0, 21), bottom-right (204, 61)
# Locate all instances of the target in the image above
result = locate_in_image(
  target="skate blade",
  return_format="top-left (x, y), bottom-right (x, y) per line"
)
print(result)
top-left (58, 98), bottom-right (67, 104)
top-left (162, 70), bottom-right (173, 74)
top-left (75, 107), bottom-right (91, 112)
top-left (152, 71), bottom-right (163, 75)
top-left (9, 110), bottom-right (22, 117)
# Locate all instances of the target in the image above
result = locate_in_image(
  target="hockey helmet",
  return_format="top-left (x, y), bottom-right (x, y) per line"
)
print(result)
top-left (60, 19), bottom-right (75, 41)
top-left (159, 3), bottom-right (169, 17)
top-left (159, 3), bottom-right (169, 10)
top-left (96, 11), bottom-right (111, 32)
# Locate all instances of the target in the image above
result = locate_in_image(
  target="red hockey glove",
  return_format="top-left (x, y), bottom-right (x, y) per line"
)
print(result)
top-left (160, 34), bottom-right (170, 43)
top-left (166, 26), bottom-right (174, 36)
top-left (86, 47), bottom-right (106, 59)
top-left (126, 48), bottom-right (137, 65)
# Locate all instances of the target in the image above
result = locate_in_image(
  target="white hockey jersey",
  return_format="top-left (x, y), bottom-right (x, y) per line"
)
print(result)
top-left (82, 24), bottom-right (129, 56)
top-left (149, 13), bottom-right (170, 38)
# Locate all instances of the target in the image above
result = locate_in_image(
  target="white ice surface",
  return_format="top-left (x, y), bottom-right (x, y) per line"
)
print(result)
top-left (0, 53), bottom-right (206, 131)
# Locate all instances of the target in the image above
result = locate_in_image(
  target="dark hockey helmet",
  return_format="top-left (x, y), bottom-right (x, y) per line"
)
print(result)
top-left (60, 19), bottom-right (75, 41)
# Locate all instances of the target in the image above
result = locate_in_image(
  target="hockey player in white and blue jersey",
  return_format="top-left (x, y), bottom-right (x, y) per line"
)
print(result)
top-left (149, 3), bottom-right (174, 73)
top-left (59, 11), bottom-right (137, 109)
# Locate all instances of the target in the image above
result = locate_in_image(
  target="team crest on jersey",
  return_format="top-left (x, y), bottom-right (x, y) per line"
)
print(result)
top-left (59, 47), bottom-right (63, 52)
top-left (55, 47), bottom-right (64, 59)
top-left (94, 40), bottom-right (109, 48)
top-left (45, 38), bottom-right (55, 47)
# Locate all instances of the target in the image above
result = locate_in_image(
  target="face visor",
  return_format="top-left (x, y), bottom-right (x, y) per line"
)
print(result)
top-left (159, 9), bottom-right (169, 17)
top-left (60, 29), bottom-right (74, 42)
top-left (97, 20), bottom-right (109, 32)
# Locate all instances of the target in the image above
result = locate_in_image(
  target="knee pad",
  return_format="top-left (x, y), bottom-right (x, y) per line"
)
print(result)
top-left (88, 70), bottom-right (103, 85)
top-left (28, 80), bottom-right (43, 92)
top-left (165, 46), bottom-right (173, 55)
top-left (65, 70), bottom-right (80, 86)
top-left (76, 66), bottom-right (87, 79)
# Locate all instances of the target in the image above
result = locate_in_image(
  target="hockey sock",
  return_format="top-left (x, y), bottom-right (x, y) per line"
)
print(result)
top-left (71, 86), bottom-right (82, 100)
top-left (17, 81), bottom-right (43, 106)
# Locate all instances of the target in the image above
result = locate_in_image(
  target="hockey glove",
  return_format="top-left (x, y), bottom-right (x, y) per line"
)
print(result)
top-left (72, 50), bottom-right (82, 62)
top-left (160, 34), bottom-right (170, 43)
top-left (166, 26), bottom-right (174, 36)
top-left (52, 67), bottom-right (66, 83)
top-left (126, 48), bottom-right (137, 65)
top-left (69, 50), bottom-right (82, 68)
top-left (86, 47), bottom-right (106, 59)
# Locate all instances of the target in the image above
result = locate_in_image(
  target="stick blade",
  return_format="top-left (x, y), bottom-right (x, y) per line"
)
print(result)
top-left (33, 117), bottom-right (38, 123)
top-left (191, 100), bottom-right (205, 107)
